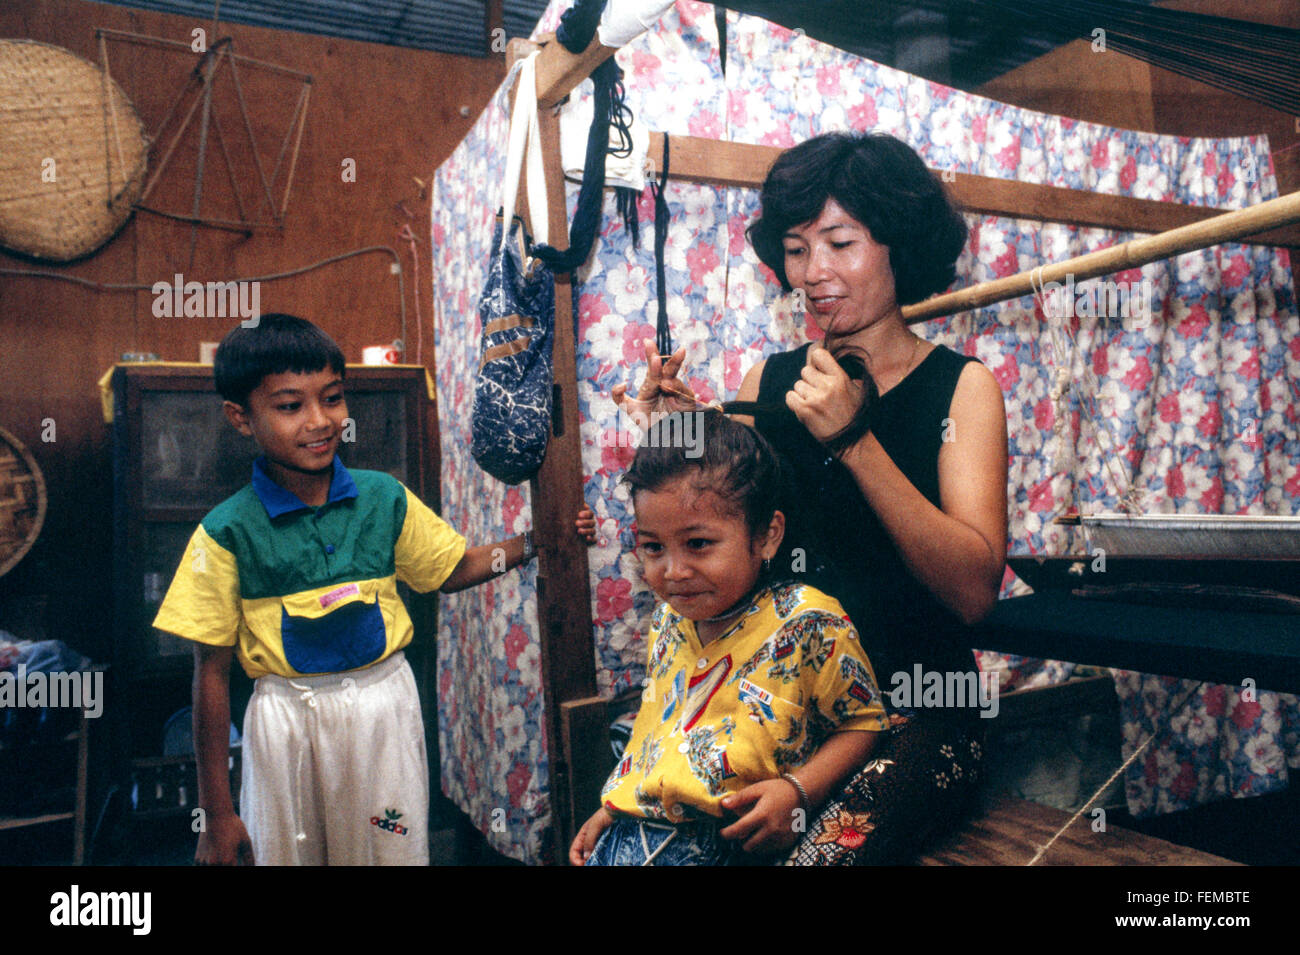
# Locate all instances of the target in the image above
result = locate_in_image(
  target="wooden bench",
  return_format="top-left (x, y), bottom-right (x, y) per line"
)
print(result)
top-left (568, 678), bottom-right (1239, 865)
top-left (917, 796), bottom-right (1239, 865)
top-left (921, 675), bottom-right (1236, 864)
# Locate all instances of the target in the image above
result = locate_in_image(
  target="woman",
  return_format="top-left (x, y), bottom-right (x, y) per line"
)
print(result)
top-left (613, 131), bottom-right (1008, 864)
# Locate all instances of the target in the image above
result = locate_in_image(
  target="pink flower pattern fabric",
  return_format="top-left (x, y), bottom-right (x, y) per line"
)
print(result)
top-left (432, 1), bottom-right (1299, 861)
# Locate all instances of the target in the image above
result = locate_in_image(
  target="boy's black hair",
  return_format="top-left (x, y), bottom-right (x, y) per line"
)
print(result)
top-left (622, 410), bottom-right (782, 540)
top-left (747, 131), bottom-right (968, 305)
top-left (213, 313), bottom-right (346, 407)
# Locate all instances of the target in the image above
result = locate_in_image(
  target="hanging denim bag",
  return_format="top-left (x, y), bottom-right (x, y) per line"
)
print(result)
top-left (471, 53), bottom-right (556, 485)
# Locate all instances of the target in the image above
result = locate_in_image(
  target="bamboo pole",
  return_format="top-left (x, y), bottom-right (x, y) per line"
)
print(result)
top-left (903, 190), bottom-right (1300, 324)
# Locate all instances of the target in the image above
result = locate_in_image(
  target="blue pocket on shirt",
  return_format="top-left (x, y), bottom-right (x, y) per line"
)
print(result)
top-left (280, 599), bottom-right (386, 674)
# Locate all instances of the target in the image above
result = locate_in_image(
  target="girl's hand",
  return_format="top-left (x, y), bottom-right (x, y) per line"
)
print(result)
top-left (718, 778), bottom-right (803, 854)
top-left (575, 505), bottom-right (598, 544)
top-left (569, 807), bottom-right (617, 865)
top-left (785, 343), bottom-right (866, 444)
top-left (610, 340), bottom-right (699, 428)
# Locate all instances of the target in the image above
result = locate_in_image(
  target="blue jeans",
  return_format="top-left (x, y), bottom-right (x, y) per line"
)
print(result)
top-left (586, 817), bottom-right (758, 866)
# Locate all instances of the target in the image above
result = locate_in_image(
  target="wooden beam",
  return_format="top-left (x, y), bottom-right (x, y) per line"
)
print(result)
top-left (645, 132), bottom-right (1300, 248)
top-left (646, 131), bottom-right (778, 188)
top-left (505, 40), bottom-right (599, 865)
top-left (948, 171), bottom-right (1300, 249)
top-left (997, 675), bottom-right (1118, 725)
top-left (530, 32), bottom-right (619, 109)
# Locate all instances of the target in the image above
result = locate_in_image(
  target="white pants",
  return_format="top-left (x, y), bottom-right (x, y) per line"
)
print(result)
top-left (240, 651), bottom-right (429, 865)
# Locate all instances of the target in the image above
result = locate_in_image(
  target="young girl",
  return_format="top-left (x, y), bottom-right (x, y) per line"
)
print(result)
top-left (570, 411), bottom-right (889, 865)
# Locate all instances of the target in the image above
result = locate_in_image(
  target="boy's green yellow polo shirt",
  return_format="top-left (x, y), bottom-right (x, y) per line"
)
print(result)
top-left (154, 456), bottom-right (466, 679)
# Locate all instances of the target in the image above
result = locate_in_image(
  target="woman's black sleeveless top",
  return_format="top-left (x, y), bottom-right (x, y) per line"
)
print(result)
top-left (755, 343), bottom-right (981, 683)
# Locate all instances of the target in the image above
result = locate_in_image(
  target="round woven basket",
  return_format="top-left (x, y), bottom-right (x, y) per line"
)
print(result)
top-left (0, 426), bottom-right (47, 579)
top-left (0, 39), bottom-right (149, 262)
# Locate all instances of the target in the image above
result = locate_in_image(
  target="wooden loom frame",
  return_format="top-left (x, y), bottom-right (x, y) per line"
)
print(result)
top-left (499, 27), bottom-right (1300, 864)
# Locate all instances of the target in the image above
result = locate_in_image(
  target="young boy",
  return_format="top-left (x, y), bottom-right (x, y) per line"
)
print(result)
top-left (154, 314), bottom-right (593, 865)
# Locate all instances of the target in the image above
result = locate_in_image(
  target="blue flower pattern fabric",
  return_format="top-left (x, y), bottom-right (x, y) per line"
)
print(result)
top-left (431, 1), bottom-right (1300, 861)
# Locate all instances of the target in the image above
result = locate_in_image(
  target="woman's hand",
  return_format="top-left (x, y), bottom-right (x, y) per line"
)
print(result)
top-left (718, 778), bottom-right (803, 855)
top-left (611, 340), bottom-right (699, 429)
top-left (785, 344), bottom-right (866, 444)
top-left (569, 807), bottom-right (617, 865)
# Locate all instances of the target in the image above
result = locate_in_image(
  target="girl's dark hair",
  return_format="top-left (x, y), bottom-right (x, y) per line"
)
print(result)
top-left (213, 313), bottom-right (346, 407)
top-left (622, 410), bottom-right (782, 539)
top-left (747, 132), bottom-right (968, 305)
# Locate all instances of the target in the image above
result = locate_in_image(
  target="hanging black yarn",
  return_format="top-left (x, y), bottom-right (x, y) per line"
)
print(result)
top-left (607, 65), bottom-right (635, 159)
top-left (651, 134), bottom-right (672, 358)
top-left (556, 0), bottom-right (607, 54)
top-left (531, 57), bottom-right (621, 275)
top-left (535, 1), bottom-right (642, 266)
top-left (616, 187), bottom-right (641, 249)
top-left (607, 64), bottom-right (640, 248)
top-left (722, 351), bottom-right (880, 456)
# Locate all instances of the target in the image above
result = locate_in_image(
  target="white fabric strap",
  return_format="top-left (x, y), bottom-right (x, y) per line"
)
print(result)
top-left (558, 79), bottom-right (650, 192)
top-left (597, 0), bottom-right (677, 48)
top-left (499, 51), bottom-right (548, 251)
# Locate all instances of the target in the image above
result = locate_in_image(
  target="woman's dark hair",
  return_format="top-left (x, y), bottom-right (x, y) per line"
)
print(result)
top-left (747, 132), bottom-right (968, 305)
top-left (213, 313), bottom-right (347, 407)
top-left (622, 410), bottom-right (782, 540)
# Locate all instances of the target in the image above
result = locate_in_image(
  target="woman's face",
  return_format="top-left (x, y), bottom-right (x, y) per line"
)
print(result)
top-left (782, 198), bottom-right (899, 341)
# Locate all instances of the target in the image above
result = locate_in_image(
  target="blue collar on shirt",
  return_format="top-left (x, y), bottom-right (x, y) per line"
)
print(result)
top-left (251, 455), bottom-right (359, 518)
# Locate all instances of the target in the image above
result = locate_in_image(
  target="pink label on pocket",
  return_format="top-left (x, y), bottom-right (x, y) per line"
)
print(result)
top-left (319, 583), bottom-right (360, 608)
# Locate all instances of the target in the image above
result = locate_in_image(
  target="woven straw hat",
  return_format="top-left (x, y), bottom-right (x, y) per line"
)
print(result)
top-left (0, 39), bottom-right (148, 261)
top-left (0, 426), bottom-right (47, 579)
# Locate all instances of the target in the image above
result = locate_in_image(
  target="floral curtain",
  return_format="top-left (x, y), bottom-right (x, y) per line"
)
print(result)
top-left (430, 1), bottom-right (1299, 861)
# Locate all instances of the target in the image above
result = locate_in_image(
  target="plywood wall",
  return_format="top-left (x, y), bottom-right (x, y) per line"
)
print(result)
top-left (976, 0), bottom-right (1300, 336)
top-left (0, 0), bottom-right (505, 656)
top-left (976, 1), bottom-right (1300, 193)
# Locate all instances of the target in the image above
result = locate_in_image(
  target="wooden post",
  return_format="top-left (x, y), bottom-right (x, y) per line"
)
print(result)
top-left (534, 32), bottom-right (619, 109)
top-left (531, 98), bottom-right (599, 866)
top-left (506, 38), bottom-right (600, 866)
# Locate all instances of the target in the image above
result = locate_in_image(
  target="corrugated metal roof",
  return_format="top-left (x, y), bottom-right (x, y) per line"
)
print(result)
top-left (96, 0), bottom-right (552, 57)
top-left (91, 1), bottom-right (1168, 91)
top-left (719, 0), bottom-right (1158, 90)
